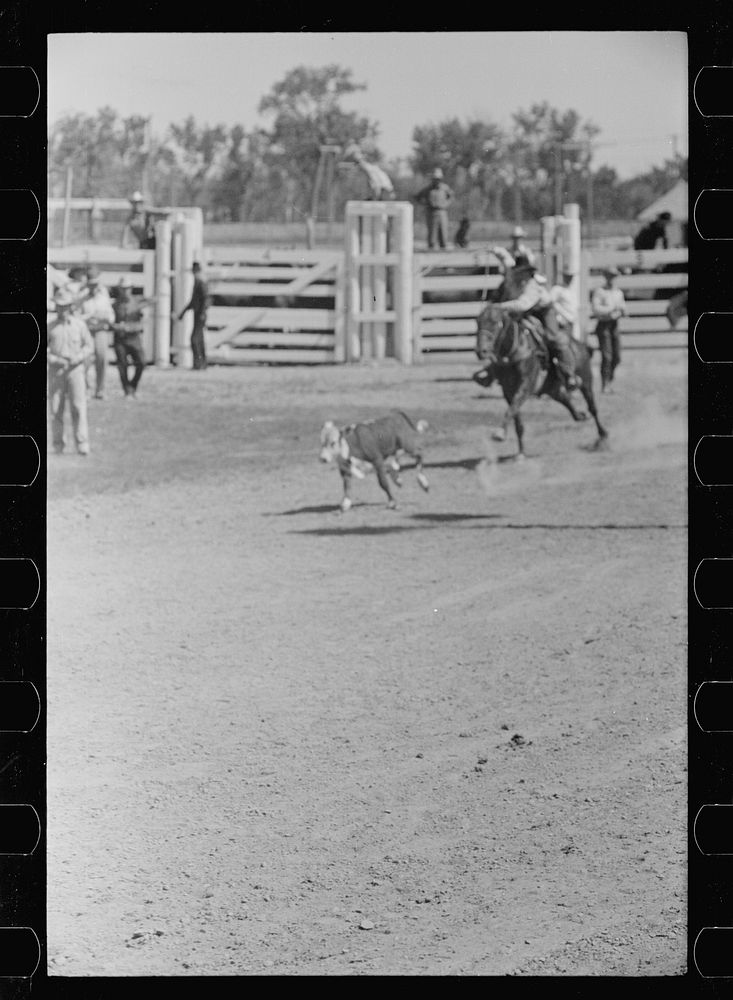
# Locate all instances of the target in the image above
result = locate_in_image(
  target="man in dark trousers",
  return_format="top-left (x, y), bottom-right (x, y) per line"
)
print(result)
top-left (633, 211), bottom-right (672, 250)
top-left (416, 168), bottom-right (454, 250)
top-left (111, 276), bottom-right (147, 398)
top-left (177, 262), bottom-right (209, 370)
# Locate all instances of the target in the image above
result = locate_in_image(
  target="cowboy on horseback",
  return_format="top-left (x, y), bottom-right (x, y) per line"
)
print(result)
top-left (493, 254), bottom-right (578, 392)
top-left (474, 251), bottom-right (577, 393)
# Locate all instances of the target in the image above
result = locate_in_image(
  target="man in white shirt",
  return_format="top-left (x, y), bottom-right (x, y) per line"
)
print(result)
top-left (590, 267), bottom-right (627, 392)
top-left (550, 270), bottom-right (578, 337)
top-left (47, 290), bottom-right (94, 454)
top-left (342, 144), bottom-right (395, 200)
top-left (79, 266), bottom-right (116, 400)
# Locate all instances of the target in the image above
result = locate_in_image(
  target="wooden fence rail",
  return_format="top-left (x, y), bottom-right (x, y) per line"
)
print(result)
top-left (46, 205), bottom-right (687, 367)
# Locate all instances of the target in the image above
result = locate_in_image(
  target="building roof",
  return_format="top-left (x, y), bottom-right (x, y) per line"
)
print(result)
top-left (637, 179), bottom-right (688, 222)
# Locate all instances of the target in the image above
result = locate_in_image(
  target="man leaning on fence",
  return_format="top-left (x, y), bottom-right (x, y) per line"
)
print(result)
top-left (48, 289), bottom-right (94, 455)
top-left (178, 262), bottom-right (209, 370)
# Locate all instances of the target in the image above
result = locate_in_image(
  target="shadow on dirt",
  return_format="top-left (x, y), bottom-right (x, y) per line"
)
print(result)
top-left (424, 457), bottom-right (483, 471)
top-left (465, 522), bottom-right (682, 531)
top-left (290, 525), bottom-right (422, 537)
top-left (270, 504), bottom-right (342, 516)
top-left (410, 512), bottom-right (504, 523)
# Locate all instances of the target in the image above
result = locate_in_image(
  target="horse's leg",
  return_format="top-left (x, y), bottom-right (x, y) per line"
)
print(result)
top-left (499, 365), bottom-right (535, 456)
top-left (513, 410), bottom-right (526, 459)
top-left (543, 368), bottom-right (588, 421)
top-left (578, 368), bottom-right (609, 444)
top-left (492, 372), bottom-right (520, 441)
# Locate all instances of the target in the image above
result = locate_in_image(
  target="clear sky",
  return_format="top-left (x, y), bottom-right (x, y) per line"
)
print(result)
top-left (48, 31), bottom-right (687, 179)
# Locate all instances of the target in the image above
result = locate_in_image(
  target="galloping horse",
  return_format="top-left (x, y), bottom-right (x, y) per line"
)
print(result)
top-left (666, 290), bottom-right (687, 329)
top-left (475, 303), bottom-right (608, 456)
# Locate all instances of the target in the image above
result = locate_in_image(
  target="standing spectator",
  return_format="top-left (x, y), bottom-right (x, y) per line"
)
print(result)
top-left (64, 265), bottom-right (88, 311)
top-left (416, 168), bottom-right (454, 250)
top-left (550, 270), bottom-right (578, 336)
top-left (342, 144), bottom-right (395, 200)
top-left (591, 267), bottom-right (627, 392)
top-left (111, 276), bottom-right (147, 398)
top-left (121, 191), bottom-right (157, 250)
top-left (47, 289), bottom-right (94, 455)
top-left (633, 211), bottom-right (672, 251)
top-left (177, 261), bottom-right (210, 370)
top-left (507, 226), bottom-right (536, 266)
top-left (79, 266), bottom-right (115, 400)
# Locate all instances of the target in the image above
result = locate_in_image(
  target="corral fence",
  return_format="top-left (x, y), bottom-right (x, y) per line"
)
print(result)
top-left (47, 200), bottom-right (687, 367)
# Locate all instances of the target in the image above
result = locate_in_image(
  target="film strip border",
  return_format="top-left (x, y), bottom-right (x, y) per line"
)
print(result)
top-left (691, 33), bottom-right (733, 981)
top-left (0, 7), bottom-right (46, 991)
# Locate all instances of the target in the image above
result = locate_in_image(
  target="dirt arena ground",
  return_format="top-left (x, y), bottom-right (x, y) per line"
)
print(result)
top-left (47, 347), bottom-right (687, 977)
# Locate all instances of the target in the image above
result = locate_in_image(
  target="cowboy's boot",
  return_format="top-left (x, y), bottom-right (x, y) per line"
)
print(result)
top-left (472, 365), bottom-right (495, 388)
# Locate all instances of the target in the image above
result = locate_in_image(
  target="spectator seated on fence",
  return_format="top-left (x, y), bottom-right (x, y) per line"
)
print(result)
top-left (507, 226), bottom-right (536, 267)
top-left (121, 191), bottom-right (164, 250)
top-left (342, 144), bottom-right (395, 201)
top-left (633, 211), bottom-right (672, 251)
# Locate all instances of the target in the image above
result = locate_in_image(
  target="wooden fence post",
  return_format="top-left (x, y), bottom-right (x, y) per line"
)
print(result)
top-left (333, 257), bottom-right (346, 363)
top-left (172, 216), bottom-right (195, 368)
top-left (345, 206), bottom-right (361, 361)
top-left (561, 203), bottom-right (582, 342)
top-left (373, 211), bottom-right (387, 360)
top-left (360, 214), bottom-right (374, 361)
top-left (393, 202), bottom-right (414, 364)
top-left (154, 218), bottom-right (172, 367)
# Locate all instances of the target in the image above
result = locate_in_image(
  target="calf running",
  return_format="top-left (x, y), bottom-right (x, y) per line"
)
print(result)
top-left (319, 410), bottom-right (430, 511)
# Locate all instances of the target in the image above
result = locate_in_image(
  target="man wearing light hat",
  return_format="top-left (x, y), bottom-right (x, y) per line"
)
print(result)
top-left (47, 288), bottom-right (94, 455)
top-left (121, 191), bottom-right (157, 250)
top-left (416, 167), bottom-right (454, 250)
top-left (507, 226), bottom-right (536, 267)
top-left (591, 266), bottom-right (627, 392)
top-left (80, 266), bottom-right (115, 399)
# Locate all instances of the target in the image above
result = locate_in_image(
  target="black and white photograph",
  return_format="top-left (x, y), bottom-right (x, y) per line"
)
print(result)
top-left (46, 30), bottom-right (688, 977)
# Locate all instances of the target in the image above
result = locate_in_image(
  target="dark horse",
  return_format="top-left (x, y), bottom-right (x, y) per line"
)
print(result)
top-left (666, 290), bottom-right (687, 329)
top-left (474, 303), bottom-right (608, 456)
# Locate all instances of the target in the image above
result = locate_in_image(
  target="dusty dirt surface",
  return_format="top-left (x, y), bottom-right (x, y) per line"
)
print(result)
top-left (47, 349), bottom-right (687, 977)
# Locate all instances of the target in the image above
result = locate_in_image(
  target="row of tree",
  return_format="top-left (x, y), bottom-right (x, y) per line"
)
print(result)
top-left (48, 65), bottom-right (686, 225)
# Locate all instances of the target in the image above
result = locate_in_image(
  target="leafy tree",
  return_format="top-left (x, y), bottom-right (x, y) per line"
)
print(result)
top-left (160, 116), bottom-right (229, 207)
top-left (257, 65), bottom-right (383, 219)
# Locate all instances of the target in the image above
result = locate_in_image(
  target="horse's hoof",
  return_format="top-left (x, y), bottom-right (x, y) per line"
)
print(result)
top-left (592, 436), bottom-right (610, 452)
top-left (341, 498), bottom-right (352, 512)
top-left (417, 472), bottom-right (430, 491)
top-left (576, 412), bottom-right (588, 422)
top-left (387, 499), bottom-right (398, 510)
top-left (492, 429), bottom-right (506, 442)
top-left (515, 452), bottom-right (526, 463)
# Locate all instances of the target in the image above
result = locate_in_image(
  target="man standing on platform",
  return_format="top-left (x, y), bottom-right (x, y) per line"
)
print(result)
top-left (47, 289), bottom-right (94, 455)
top-left (177, 262), bottom-right (210, 370)
top-left (416, 168), bottom-right (454, 250)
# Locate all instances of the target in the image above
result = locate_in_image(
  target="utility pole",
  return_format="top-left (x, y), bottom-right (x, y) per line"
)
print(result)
top-left (554, 145), bottom-right (563, 217)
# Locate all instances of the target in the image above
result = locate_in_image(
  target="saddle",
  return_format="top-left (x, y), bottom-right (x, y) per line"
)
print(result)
top-left (519, 315), bottom-right (550, 363)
